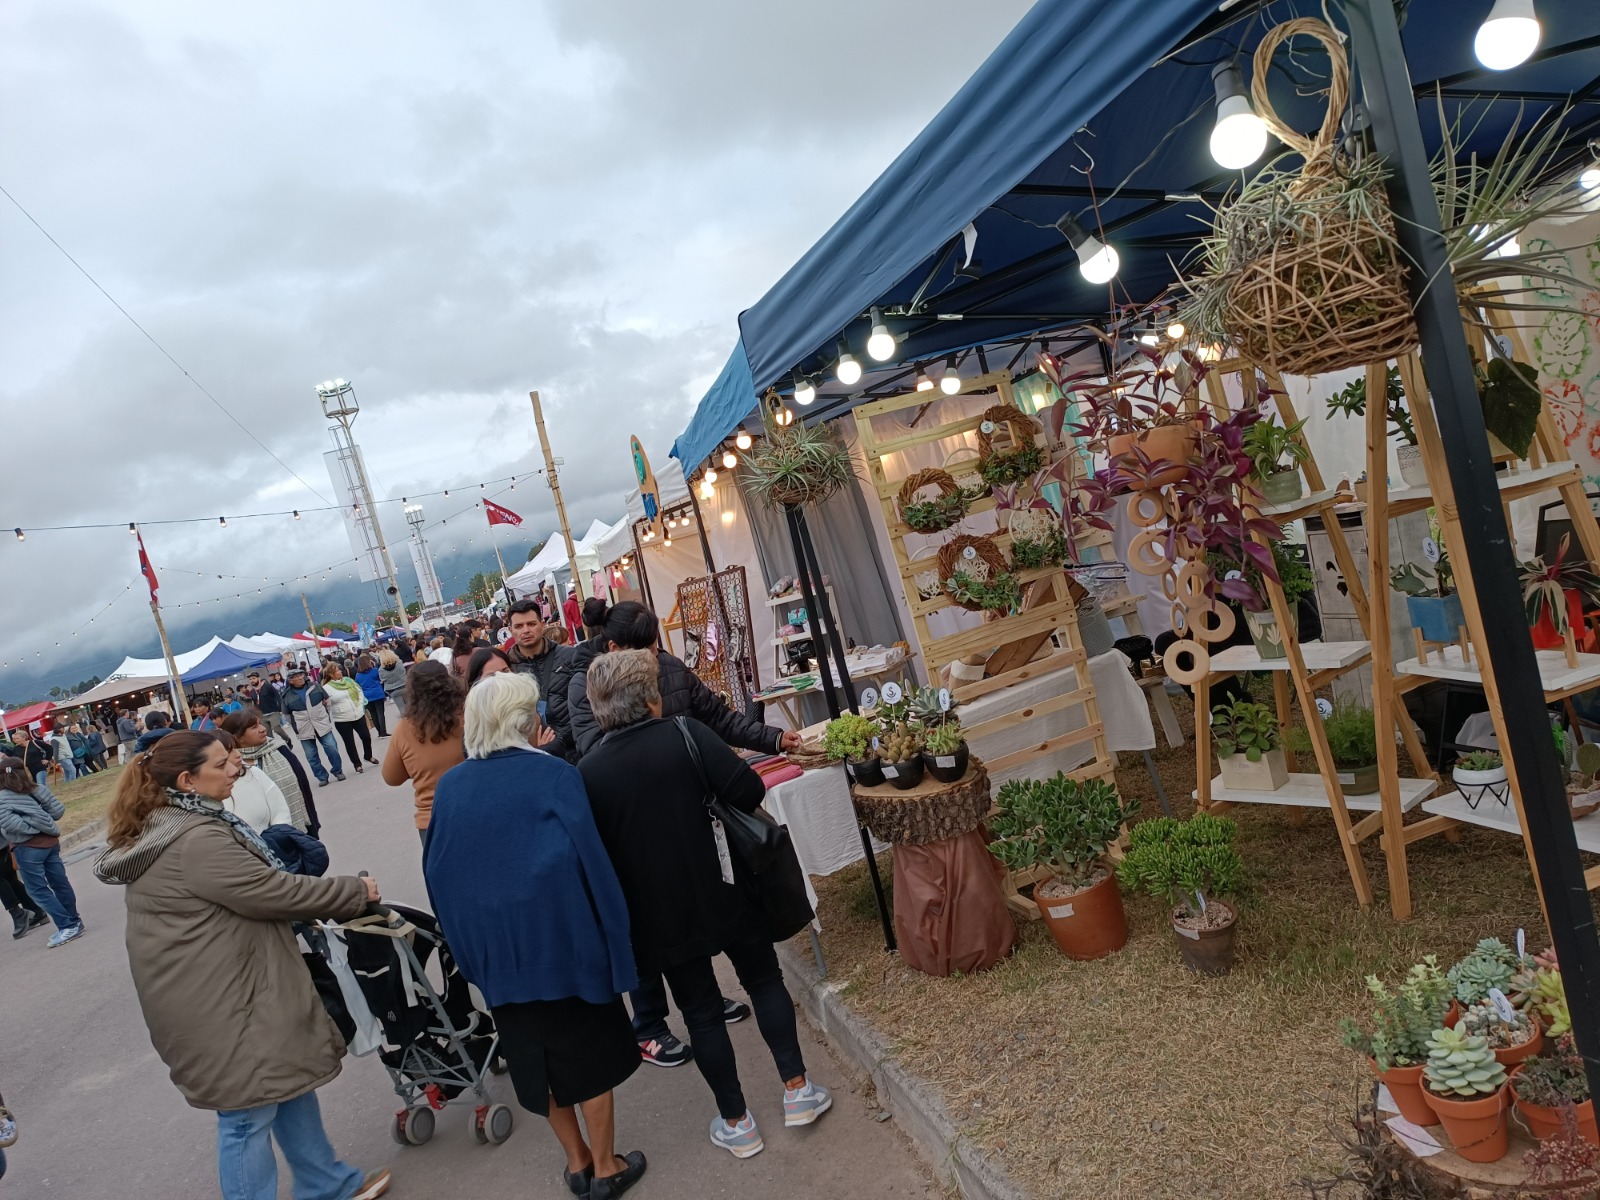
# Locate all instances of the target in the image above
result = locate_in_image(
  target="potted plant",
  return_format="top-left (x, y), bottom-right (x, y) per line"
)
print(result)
top-left (1460, 996), bottom-right (1544, 1067)
top-left (1211, 698), bottom-right (1288, 792)
top-left (876, 721), bottom-right (925, 790)
top-left (1325, 366), bottom-right (1428, 487)
top-left (1219, 535), bottom-right (1315, 660)
top-left (988, 775), bottom-right (1138, 961)
top-left (1241, 416), bottom-right (1311, 506)
top-left (1391, 554), bottom-right (1463, 649)
top-left (1322, 701), bottom-right (1379, 797)
top-left (1056, 340), bottom-right (1202, 490)
top-left (1339, 956), bottom-right (1456, 1127)
top-left (739, 390), bottom-right (856, 510)
top-left (1421, 1025), bottom-right (1511, 1163)
top-left (1451, 749), bottom-right (1508, 811)
top-left (1449, 937), bottom-right (1520, 1007)
top-left (1115, 813), bottom-right (1244, 976)
top-left (1519, 534), bottom-right (1600, 652)
top-left (1510, 1035), bottom-right (1598, 1146)
top-left (907, 683), bottom-right (968, 783)
top-left (823, 712), bottom-right (884, 787)
top-left (1476, 356), bottom-right (1543, 461)
top-left (1568, 742), bottom-right (1600, 818)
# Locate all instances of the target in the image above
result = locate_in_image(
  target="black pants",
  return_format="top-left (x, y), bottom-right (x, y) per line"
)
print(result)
top-left (367, 699), bottom-right (389, 739)
top-left (0, 850), bottom-right (45, 919)
top-left (335, 718), bottom-right (373, 766)
top-left (661, 936), bottom-right (806, 1121)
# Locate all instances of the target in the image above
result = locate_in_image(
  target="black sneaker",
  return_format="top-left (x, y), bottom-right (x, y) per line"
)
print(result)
top-left (10, 911), bottom-right (29, 939)
top-left (638, 1033), bottom-right (692, 1067)
top-left (591, 1151), bottom-right (647, 1200)
top-left (334, 773), bottom-right (347, 782)
top-left (723, 998), bottom-right (751, 1024)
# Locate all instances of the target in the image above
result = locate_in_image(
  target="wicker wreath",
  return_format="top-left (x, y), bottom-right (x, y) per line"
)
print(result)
top-left (976, 406), bottom-right (1044, 486)
top-left (896, 467), bottom-right (969, 534)
top-left (937, 535), bottom-right (1009, 611)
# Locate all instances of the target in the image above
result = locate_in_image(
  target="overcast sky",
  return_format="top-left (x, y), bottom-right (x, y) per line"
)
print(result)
top-left (0, 0), bottom-right (1033, 693)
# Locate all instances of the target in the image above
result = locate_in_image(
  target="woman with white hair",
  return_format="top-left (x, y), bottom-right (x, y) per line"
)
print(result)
top-left (421, 672), bottom-right (646, 1200)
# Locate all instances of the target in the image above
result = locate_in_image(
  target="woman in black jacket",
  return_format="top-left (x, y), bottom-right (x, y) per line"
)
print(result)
top-left (579, 650), bottom-right (830, 1161)
top-left (567, 603), bottom-right (799, 760)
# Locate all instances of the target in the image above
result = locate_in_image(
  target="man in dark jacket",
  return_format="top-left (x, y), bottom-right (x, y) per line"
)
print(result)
top-left (114, 710), bottom-right (140, 764)
top-left (503, 600), bottom-right (576, 760)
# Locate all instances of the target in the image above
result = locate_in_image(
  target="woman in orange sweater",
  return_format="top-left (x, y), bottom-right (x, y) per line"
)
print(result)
top-left (380, 660), bottom-right (465, 839)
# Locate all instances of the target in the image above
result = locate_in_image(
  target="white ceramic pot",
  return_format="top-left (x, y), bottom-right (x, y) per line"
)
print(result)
top-left (1451, 762), bottom-right (1509, 810)
top-left (1218, 748), bottom-right (1289, 793)
top-left (1397, 443), bottom-right (1430, 488)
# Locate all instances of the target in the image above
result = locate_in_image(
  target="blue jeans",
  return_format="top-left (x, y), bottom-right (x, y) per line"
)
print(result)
top-left (216, 1090), bottom-right (362, 1200)
top-left (297, 732), bottom-right (343, 783)
top-left (14, 844), bottom-right (80, 932)
top-left (59, 759), bottom-right (78, 783)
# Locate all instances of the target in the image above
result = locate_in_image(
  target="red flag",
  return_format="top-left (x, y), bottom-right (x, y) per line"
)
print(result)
top-left (137, 530), bottom-right (159, 600)
top-left (484, 499), bottom-right (523, 527)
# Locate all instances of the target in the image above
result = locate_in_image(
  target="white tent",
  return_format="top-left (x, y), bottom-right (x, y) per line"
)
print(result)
top-left (106, 636), bottom-right (227, 681)
top-left (592, 515), bottom-right (636, 570)
top-left (504, 518), bottom-right (615, 593)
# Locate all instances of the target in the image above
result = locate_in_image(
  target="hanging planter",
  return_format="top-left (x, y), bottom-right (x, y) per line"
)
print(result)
top-left (1106, 424), bottom-right (1198, 490)
top-left (1180, 19), bottom-right (1417, 377)
top-left (896, 468), bottom-right (984, 534)
top-left (976, 406), bottom-right (1045, 487)
top-left (739, 390), bottom-right (856, 510)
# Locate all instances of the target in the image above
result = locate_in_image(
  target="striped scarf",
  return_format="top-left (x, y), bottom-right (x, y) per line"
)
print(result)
top-left (164, 789), bottom-right (286, 871)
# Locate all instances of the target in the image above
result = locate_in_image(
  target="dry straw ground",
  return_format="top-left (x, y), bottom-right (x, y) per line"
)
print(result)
top-left (805, 693), bottom-right (1598, 1200)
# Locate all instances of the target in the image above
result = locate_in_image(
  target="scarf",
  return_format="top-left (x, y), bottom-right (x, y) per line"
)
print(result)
top-left (238, 741), bottom-right (277, 769)
top-left (164, 788), bottom-right (286, 871)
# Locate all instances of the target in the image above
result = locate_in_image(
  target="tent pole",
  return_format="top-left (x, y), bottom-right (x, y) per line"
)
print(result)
top-left (1347, 0), bottom-right (1600, 1100)
top-left (150, 599), bottom-right (190, 729)
top-left (631, 523), bottom-right (654, 611)
top-left (488, 519), bottom-right (515, 603)
top-left (796, 507), bottom-right (860, 712)
top-left (686, 485), bottom-right (718, 576)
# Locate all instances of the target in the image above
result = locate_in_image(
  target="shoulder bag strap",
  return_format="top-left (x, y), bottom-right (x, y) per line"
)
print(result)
top-left (673, 716), bottom-right (715, 809)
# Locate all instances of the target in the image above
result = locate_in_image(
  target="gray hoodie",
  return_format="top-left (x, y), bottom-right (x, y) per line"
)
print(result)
top-left (0, 783), bottom-right (65, 845)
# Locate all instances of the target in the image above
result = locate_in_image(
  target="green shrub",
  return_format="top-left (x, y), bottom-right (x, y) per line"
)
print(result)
top-left (988, 775), bottom-right (1137, 890)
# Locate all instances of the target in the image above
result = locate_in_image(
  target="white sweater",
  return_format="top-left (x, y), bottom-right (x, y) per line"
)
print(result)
top-left (225, 766), bottom-right (292, 832)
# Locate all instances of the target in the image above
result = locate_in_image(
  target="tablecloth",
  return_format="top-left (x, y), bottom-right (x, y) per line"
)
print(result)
top-left (892, 828), bottom-right (1017, 977)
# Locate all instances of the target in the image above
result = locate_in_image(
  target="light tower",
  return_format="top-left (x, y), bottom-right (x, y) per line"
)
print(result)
top-left (405, 503), bottom-right (444, 615)
top-left (316, 378), bottom-right (402, 615)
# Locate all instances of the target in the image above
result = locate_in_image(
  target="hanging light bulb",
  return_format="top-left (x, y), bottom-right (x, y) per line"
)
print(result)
top-left (294, 510), bottom-right (301, 520)
top-left (1475, 0), bottom-right (1539, 70)
top-left (704, 466), bottom-right (718, 483)
top-left (663, 535), bottom-right (673, 547)
top-left (444, 489), bottom-right (450, 497)
top-left (1138, 317), bottom-right (1161, 347)
top-left (721, 510), bottom-right (735, 526)
top-left (774, 405), bottom-right (795, 428)
top-left (1208, 62), bottom-right (1268, 170)
top-left (699, 478), bottom-right (715, 500)
top-left (1583, 164), bottom-right (1600, 191)
top-left (941, 365), bottom-right (962, 395)
top-left (1166, 319), bottom-right (1186, 340)
top-left (793, 373), bottom-right (817, 405)
top-left (219, 516), bottom-right (228, 528)
top-left (836, 350), bottom-right (862, 387)
top-left (866, 307), bottom-right (896, 362)
top-left (735, 429), bottom-right (753, 451)
top-left (722, 450), bottom-right (738, 470)
top-left (1055, 214), bottom-right (1120, 284)
top-left (1198, 343), bottom-right (1222, 363)
top-left (128, 522), bottom-right (137, 536)
top-left (13, 528), bottom-right (23, 542)
top-left (915, 364), bottom-right (933, 392)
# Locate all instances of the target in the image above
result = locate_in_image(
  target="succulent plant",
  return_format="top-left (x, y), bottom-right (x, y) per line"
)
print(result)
top-left (1515, 1035), bottom-right (1591, 1107)
top-left (924, 721), bottom-right (965, 756)
top-left (822, 713), bottom-right (877, 763)
top-left (1423, 1026), bottom-right (1507, 1098)
top-left (1339, 956), bottom-right (1455, 1070)
top-left (907, 682), bottom-right (949, 726)
top-left (1527, 968), bottom-right (1570, 1037)
top-left (878, 721), bottom-right (924, 765)
top-left (1454, 750), bottom-right (1503, 773)
top-left (1508, 945), bottom-right (1559, 1009)
top-left (1449, 937), bottom-right (1519, 1005)
top-left (989, 775), bottom-right (1137, 889)
top-left (1460, 998), bottom-right (1536, 1050)
top-left (1575, 741), bottom-right (1600, 779)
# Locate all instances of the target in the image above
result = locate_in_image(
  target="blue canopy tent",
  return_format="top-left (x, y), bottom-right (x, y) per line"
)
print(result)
top-left (180, 642), bottom-right (280, 686)
top-left (673, 0), bottom-right (1600, 470)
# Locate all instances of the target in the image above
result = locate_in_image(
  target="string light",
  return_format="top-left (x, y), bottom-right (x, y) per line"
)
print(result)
top-left (14, 528), bottom-right (23, 542)
top-left (915, 364), bottom-right (933, 392)
top-left (1208, 62), bottom-right (1268, 170)
top-left (128, 522), bottom-right (137, 536)
top-left (1475, 0), bottom-right (1540, 71)
top-left (293, 510), bottom-right (301, 520)
top-left (1055, 214), bottom-right (1120, 284)
top-left (866, 307), bottom-right (895, 362)
top-left (1166, 319), bottom-right (1186, 340)
top-left (735, 430), bottom-right (753, 451)
top-left (940, 366), bottom-right (961, 395)
top-left (704, 467), bottom-right (718, 483)
top-left (219, 516), bottom-right (227, 528)
top-left (721, 450), bottom-right (737, 470)
top-left (793, 374), bottom-right (817, 405)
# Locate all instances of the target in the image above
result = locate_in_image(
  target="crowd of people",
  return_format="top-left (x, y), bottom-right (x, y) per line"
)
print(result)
top-left (39, 589), bottom-right (825, 1200)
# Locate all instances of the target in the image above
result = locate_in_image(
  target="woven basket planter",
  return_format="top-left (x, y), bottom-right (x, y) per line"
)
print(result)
top-left (896, 467), bottom-right (971, 534)
top-left (937, 535), bottom-right (1010, 611)
top-left (851, 756), bottom-right (990, 845)
top-left (977, 406), bottom-right (1044, 486)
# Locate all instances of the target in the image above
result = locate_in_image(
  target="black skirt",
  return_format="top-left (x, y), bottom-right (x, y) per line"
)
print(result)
top-left (491, 996), bottom-right (639, 1116)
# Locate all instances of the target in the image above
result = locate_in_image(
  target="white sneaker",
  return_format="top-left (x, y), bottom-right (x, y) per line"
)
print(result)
top-left (709, 1111), bottom-right (764, 1158)
top-left (783, 1078), bottom-right (833, 1126)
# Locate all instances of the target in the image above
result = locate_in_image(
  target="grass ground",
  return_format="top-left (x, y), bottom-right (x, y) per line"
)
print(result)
top-left (52, 765), bottom-right (124, 833)
top-left (803, 691), bottom-right (1600, 1200)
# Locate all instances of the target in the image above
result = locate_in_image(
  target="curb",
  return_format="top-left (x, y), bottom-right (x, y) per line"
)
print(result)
top-left (61, 819), bottom-right (107, 854)
top-left (776, 938), bottom-right (1028, 1200)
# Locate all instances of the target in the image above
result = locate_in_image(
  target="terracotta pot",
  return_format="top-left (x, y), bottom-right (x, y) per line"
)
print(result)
top-left (880, 754), bottom-right (924, 791)
top-left (1258, 468), bottom-right (1304, 507)
top-left (1424, 1086), bottom-right (1510, 1163)
top-left (1510, 1076), bottom-right (1599, 1146)
top-left (1109, 424), bottom-right (1197, 489)
top-left (1445, 1000), bottom-right (1462, 1029)
top-left (1493, 1023), bottom-right (1543, 1068)
top-left (1530, 589), bottom-right (1586, 651)
top-left (1170, 899), bottom-right (1236, 976)
top-left (846, 756), bottom-right (884, 787)
top-left (922, 742), bottom-right (969, 784)
top-left (1036, 870), bottom-right (1129, 961)
top-left (1370, 1060), bottom-right (1441, 1127)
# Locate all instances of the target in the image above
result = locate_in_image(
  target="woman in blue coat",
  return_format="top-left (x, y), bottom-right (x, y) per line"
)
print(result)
top-left (423, 672), bottom-right (646, 1200)
top-left (353, 654), bottom-right (390, 739)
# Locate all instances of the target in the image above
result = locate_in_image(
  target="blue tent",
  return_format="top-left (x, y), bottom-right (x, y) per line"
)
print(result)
top-left (673, 0), bottom-right (1600, 469)
top-left (181, 642), bottom-right (280, 685)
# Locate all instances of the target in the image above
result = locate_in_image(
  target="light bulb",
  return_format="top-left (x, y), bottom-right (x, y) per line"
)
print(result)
top-left (836, 352), bottom-right (862, 386)
top-left (1198, 343), bottom-right (1222, 363)
top-left (775, 406), bottom-right (795, 427)
top-left (941, 366), bottom-right (961, 395)
top-left (704, 467), bottom-right (718, 483)
top-left (1138, 331), bottom-right (1160, 347)
top-left (128, 522), bottom-right (137, 536)
top-left (1583, 166), bottom-right (1600, 191)
top-left (1056, 214), bottom-right (1119, 283)
top-left (1475, 0), bottom-right (1539, 70)
top-left (721, 510), bottom-right (735, 526)
top-left (667, 517), bottom-right (677, 528)
top-left (866, 307), bottom-right (895, 362)
top-left (219, 516), bottom-right (228, 528)
top-left (722, 450), bottom-right (738, 469)
top-left (794, 375), bottom-right (817, 405)
top-left (915, 365), bottom-right (933, 392)
top-left (663, 536), bottom-right (672, 547)
top-left (1167, 320), bottom-right (1186, 340)
top-left (735, 430), bottom-right (753, 451)
top-left (13, 528), bottom-right (22, 542)
top-left (1209, 63), bottom-right (1268, 170)
top-left (294, 510), bottom-right (301, 519)
top-left (1496, 232), bottom-right (1521, 258)
top-left (699, 479), bottom-right (715, 500)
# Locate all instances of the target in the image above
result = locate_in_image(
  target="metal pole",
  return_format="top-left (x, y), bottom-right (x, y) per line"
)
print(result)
top-left (530, 390), bottom-right (585, 601)
top-left (1347, 0), bottom-right (1600, 1098)
top-left (631, 522), bottom-right (654, 611)
top-left (487, 519), bottom-right (514, 604)
top-left (796, 508), bottom-right (860, 712)
top-left (333, 411), bottom-right (403, 613)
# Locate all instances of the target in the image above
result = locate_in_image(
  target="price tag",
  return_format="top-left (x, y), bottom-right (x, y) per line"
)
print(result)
top-left (1487, 987), bottom-right (1516, 1023)
top-left (1494, 333), bottom-right (1514, 357)
top-left (1516, 928), bottom-right (1526, 960)
top-left (881, 682), bottom-right (903, 704)
top-left (938, 687), bottom-right (952, 712)
top-left (980, 420), bottom-right (996, 434)
top-left (963, 545), bottom-right (978, 561)
top-left (860, 687), bottom-right (879, 710)
top-left (1225, 570), bottom-right (1243, 582)
top-left (870, 735), bottom-right (881, 751)
top-left (1316, 697), bottom-right (1334, 717)
top-left (1422, 537), bottom-right (1440, 563)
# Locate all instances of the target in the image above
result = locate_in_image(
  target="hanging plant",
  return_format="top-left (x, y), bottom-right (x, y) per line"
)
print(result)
top-left (976, 405), bottom-right (1045, 487)
top-left (739, 390), bottom-right (856, 510)
top-left (936, 535), bottom-right (1016, 612)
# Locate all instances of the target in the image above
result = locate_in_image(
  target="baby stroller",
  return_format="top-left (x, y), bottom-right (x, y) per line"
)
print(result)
top-left (309, 902), bottom-right (513, 1147)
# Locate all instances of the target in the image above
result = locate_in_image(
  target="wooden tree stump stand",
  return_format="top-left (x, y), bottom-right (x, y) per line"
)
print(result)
top-left (1377, 1106), bottom-right (1597, 1197)
top-left (850, 758), bottom-right (991, 846)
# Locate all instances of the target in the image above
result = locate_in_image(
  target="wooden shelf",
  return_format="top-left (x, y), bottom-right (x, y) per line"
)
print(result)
top-left (765, 586), bottom-right (834, 608)
top-left (1396, 643), bottom-right (1600, 699)
top-left (1359, 460), bottom-right (1580, 518)
top-left (1199, 773), bottom-right (1437, 814)
top-left (771, 630), bottom-right (817, 647)
top-left (1422, 791), bottom-right (1600, 854)
top-left (1209, 640), bottom-right (1371, 674)
top-left (1258, 485), bottom-right (1345, 522)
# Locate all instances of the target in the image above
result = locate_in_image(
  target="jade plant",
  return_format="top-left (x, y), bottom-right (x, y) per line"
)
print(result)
top-left (1423, 1026), bottom-right (1507, 1098)
top-left (1448, 937), bottom-right (1520, 1006)
top-left (1460, 997), bottom-right (1537, 1051)
top-left (1338, 956), bottom-right (1455, 1071)
top-left (822, 713), bottom-right (877, 764)
top-left (1515, 1035), bottom-right (1591, 1107)
top-left (1115, 812), bottom-right (1243, 919)
top-left (1211, 698), bottom-right (1281, 762)
top-left (988, 775), bottom-right (1137, 891)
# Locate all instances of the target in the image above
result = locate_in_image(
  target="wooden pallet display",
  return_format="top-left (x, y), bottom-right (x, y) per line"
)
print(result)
top-left (1366, 307), bottom-right (1600, 899)
top-left (852, 369), bottom-right (1118, 918)
top-left (1189, 357), bottom-right (1443, 919)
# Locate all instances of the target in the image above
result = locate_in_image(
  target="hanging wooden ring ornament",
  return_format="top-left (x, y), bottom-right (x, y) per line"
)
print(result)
top-left (1163, 637), bottom-right (1210, 686)
top-left (1128, 491), bottom-right (1167, 529)
top-left (1187, 597), bottom-right (1236, 644)
top-left (1169, 601), bottom-right (1191, 636)
top-left (1160, 571), bottom-right (1181, 601)
top-left (1174, 562), bottom-right (1211, 607)
top-left (1127, 530), bottom-right (1168, 576)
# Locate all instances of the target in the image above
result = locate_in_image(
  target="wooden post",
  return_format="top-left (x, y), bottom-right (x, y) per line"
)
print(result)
top-left (530, 390), bottom-right (584, 600)
top-left (301, 593), bottom-right (317, 644)
top-left (150, 598), bottom-right (191, 728)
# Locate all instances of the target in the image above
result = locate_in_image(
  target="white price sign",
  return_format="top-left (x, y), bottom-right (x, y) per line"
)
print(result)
top-left (859, 687), bottom-right (879, 710)
top-left (881, 682), bottom-right (903, 705)
top-left (938, 687), bottom-right (952, 712)
top-left (1315, 697), bottom-right (1334, 718)
top-left (1422, 537), bottom-right (1440, 564)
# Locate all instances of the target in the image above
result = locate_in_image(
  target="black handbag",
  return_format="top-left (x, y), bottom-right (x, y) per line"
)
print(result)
top-left (674, 717), bottom-right (814, 941)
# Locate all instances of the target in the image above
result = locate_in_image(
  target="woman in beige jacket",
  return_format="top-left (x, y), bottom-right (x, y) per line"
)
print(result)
top-left (95, 731), bottom-right (390, 1200)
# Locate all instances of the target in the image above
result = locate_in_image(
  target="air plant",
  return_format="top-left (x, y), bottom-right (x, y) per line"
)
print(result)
top-left (739, 390), bottom-right (857, 510)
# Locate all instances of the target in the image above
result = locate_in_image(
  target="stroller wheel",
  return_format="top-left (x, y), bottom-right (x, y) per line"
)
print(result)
top-left (483, 1103), bottom-right (513, 1145)
top-left (401, 1106), bottom-right (435, 1146)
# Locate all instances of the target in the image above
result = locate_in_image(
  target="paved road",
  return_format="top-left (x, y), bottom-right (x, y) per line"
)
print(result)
top-left (3, 748), bottom-right (936, 1200)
